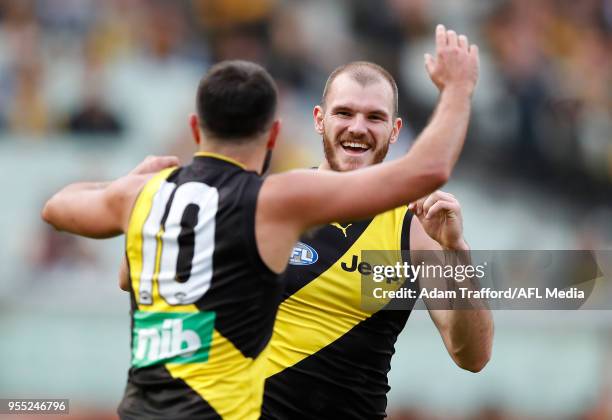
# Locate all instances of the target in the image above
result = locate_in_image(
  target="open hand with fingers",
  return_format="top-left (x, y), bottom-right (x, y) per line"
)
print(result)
top-left (425, 24), bottom-right (480, 96)
top-left (408, 191), bottom-right (467, 250)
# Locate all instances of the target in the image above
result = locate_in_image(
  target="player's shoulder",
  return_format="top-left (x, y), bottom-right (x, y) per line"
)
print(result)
top-left (107, 169), bottom-right (173, 210)
top-left (110, 168), bottom-right (178, 231)
top-left (374, 204), bottom-right (412, 223)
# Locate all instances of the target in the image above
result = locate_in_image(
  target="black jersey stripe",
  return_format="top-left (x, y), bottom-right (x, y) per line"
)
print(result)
top-left (262, 306), bottom-right (412, 420)
top-left (119, 365), bottom-right (221, 420)
top-left (175, 203), bottom-right (199, 283)
top-left (401, 208), bottom-right (413, 257)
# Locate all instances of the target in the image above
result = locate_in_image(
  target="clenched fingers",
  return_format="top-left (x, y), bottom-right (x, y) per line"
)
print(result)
top-left (425, 200), bottom-right (460, 220)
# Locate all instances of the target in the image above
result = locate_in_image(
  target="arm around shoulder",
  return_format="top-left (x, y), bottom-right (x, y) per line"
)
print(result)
top-left (42, 174), bottom-right (149, 239)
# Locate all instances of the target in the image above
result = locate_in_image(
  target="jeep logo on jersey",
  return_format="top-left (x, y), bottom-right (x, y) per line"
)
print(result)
top-left (341, 254), bottom-right (374, 275)
top-left (289, 242), bottom-right (318, 266)
top-left (131, 311), bottom-right (215, 368)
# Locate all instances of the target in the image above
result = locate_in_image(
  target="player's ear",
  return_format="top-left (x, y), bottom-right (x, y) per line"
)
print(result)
top-left (266, 119), bottom-right (281, 150)
top-left (189, 113), bottom-right (201, 145)
top-left (390, 117), bottom-right (403, 144)
top-left (313, 105), bottom-right (324, 134)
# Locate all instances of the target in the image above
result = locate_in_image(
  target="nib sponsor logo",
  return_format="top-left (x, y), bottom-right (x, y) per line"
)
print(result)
top-left (132, 311), bottom-right (215, 368)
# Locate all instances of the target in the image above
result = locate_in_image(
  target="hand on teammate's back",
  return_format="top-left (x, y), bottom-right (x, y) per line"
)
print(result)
top-left (425, 24), bottom-right (480, 95)
top-left (129, 155), bottom-right (180, 175)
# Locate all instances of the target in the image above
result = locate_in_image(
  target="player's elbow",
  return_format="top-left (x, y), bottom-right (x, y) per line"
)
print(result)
top-left (416, 163), bottom-right (451, 193)
top-left (41, 197), bottom-right (60, 227)
top-left (456, 353), bottom-right (490, 373)
top-left (430, 163), bottom-right (451, 187)
top-left (453, 345), bottom-right (492, 373)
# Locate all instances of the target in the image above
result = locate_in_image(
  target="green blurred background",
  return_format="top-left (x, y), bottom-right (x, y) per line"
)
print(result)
top-left (0, 0), bottom-right (610, 419)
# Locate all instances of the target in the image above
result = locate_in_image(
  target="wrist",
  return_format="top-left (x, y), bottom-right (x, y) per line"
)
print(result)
top-left (441, 83), bottom-right (474, 99)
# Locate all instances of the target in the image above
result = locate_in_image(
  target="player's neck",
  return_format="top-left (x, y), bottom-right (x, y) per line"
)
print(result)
top-left (198, 137), bottom-right (267, 173)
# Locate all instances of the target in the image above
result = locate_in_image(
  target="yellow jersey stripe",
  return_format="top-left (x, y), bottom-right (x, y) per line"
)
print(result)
top-left (127, 168), bottom-right (175, 310)
top-left (167, 329), bottom-right (267, 419)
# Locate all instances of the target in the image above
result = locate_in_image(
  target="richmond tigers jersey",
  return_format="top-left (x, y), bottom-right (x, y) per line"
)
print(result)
top-left (262, 207), bottom-right (416, 419)
top-left (118, 153), bottom-right (282, 420)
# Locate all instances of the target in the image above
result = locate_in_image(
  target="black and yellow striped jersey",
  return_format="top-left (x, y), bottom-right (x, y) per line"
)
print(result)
top-left (118, 153), bottom-right (282, 420)
top-left (262, 207), bottom-right (415, 419)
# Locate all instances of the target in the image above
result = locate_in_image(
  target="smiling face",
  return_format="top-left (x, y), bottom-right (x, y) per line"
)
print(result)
top-left (315, 72), bottom-right (402, 172)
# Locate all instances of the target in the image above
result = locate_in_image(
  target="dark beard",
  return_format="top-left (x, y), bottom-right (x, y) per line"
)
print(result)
top-left (322, 131), bottom-right (391, 172)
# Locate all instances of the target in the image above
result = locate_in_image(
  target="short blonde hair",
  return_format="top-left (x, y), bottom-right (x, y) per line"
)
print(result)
top-left (322, 61), bottom-right (399, 117)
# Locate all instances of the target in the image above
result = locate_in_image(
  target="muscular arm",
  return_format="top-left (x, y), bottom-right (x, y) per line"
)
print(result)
top-left (410, 216), bottom-right (494, 373)
top-left (41, 178), bottom-right (143, 239)
top-left (42, 155), bottom-right (179, 291)
top-left (42, 156), bottom-right (179, 239)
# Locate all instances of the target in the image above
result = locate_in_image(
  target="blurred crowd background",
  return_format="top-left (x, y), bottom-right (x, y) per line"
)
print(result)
top-left (0, 0), bottom-right (610, 419)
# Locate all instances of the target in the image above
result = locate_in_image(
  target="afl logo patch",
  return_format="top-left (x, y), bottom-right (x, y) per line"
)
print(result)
top-left (289, 242), bottom-right (318, 266)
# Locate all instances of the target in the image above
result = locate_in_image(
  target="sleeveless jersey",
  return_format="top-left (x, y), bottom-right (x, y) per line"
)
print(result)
top-left (118, 153), bottom-right (282, 420)
top-left (262, 207), bottom-right (416, 419)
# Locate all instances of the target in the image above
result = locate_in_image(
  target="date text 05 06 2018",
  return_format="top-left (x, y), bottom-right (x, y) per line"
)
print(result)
top-left (0, 399), bottom-right (69, 414)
